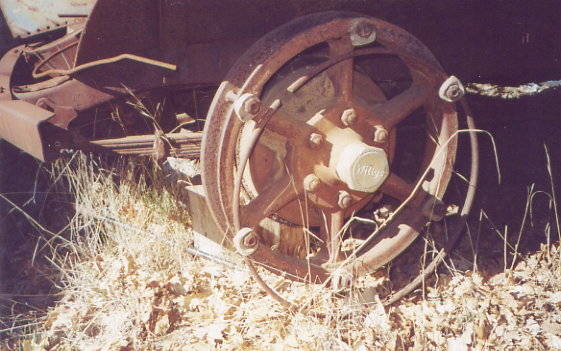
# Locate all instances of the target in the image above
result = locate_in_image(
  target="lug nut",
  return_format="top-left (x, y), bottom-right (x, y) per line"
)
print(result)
top-left (356, 22), bottom-right (374, 39)
top-left (373, 204), bottom-right (393, 223)
top-left (303, 174), bottom-right (321, 192)
top-left (233, 227), bottom-right (259, 256)
top-left (244, 96), bottom-right (261, 115)
top-left (234, 93), bottom-right (262, 121)
top-left (338, 191), bottom-right (352, 209)
top-left (376, 205), bottom-right (392, 218)
top-left (446, 85), bottom-right (461, 100)
top-left (438, 76), bottom-right (465, 103)
top-left (243, 234), bottom-right (257, 248)
top-left (350, 20), bottom-right (377, 46)
top-left (373, 125), bottom-right (388, 144)
top-left (309, 132), bottom-right (324, 148)
top-left (341, 108), bottom-right (357, 126)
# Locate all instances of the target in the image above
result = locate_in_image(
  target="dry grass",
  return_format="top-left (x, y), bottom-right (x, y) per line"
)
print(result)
top-left (3, 151), bottom-right (561, 350)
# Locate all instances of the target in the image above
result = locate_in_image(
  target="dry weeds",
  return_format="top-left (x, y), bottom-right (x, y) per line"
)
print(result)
top-left (3, 153), bottom-right (561, 350)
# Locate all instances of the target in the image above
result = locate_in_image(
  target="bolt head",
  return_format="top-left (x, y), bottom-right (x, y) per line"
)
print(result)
top-left (309, 133), bottom-right (324, 148)
top-left (243, 234), bottom-right (257, 248)
top-left (446, 85), bottom-right (461, 99)
top-left (341, 108), bottom-right (357, 126)
top-left (373, 125), bottom-right (388, 144)
top-left (378, 206), bottom-right (391, 217)
top-left (244, 96), bottom-right (261, 115)
top-left (356, 22), bottom-right (374, 38)
top-left (303, 174), bottom-right (321, 192)
top-left (234, 227), bottom-right (259, 256)
top-left (338, 191), bottom-right (352, 209)
top-left (350, 20), bottom-right (377, 46)
top-left (234, 93), bottom-right (261, 121)
top-left (438, 76), bottom-right (465, 102)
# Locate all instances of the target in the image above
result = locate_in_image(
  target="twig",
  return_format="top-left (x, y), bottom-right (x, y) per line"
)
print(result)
top-left (544, 144), bottom-right (560, 243)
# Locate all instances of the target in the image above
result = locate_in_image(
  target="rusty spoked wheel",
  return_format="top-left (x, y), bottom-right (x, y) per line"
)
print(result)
top-left (202, 12), bottom-right (460, 292)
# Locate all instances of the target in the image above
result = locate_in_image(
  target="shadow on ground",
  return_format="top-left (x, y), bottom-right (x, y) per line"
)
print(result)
top-left (388, 88), bottom-right (561, 293)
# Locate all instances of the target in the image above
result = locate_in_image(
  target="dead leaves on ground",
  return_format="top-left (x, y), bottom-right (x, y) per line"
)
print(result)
top-left (27, 157), bottom-right (561, 350)
top-left (35, 242), bottom-right (561, 350)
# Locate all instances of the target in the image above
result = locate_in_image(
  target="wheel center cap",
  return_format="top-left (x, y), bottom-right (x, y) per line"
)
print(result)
top-left (335, 143), bottom-right (390, 193)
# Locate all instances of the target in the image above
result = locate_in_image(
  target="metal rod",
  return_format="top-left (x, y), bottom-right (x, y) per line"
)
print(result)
top-left (383, 98), bottom-right (479, 305)
top-left (79, 211), bottom-right (240, 269)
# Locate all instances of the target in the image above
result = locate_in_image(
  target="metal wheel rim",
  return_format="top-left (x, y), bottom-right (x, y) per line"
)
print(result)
top-left (201, 11), bottom-right (458, 282)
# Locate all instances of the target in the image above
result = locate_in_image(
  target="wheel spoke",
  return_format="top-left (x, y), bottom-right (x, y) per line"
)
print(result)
top-left (241, 173), bottom-right (299, 228)
top-left (367, 83), bottom-right (429, 128)
top-left (380, 173), bottom-right (427, 208)
top-left (285, 46), bottom-right (391, 94)
top-left (265, 108), bottom-right (315, 139)
top-left (327, 37), bottom-right (355, 102)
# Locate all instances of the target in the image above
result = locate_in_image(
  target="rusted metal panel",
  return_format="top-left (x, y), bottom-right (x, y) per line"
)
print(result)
top-left (0, 0), bottom-right (95, 39)
top-left (74, 0), bottom-right (381, 66)
top-left (0, 100), bottom-right (54, 160)
top-left (75, 0), bottom-right (159, 65)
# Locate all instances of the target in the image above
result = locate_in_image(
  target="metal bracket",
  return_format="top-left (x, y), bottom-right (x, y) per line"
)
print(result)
top-left (0, 100), bottom-right (54, 160)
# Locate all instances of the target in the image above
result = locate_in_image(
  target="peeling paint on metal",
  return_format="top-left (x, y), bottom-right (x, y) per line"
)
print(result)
top-left (0, 0), bottom-right (95, 38)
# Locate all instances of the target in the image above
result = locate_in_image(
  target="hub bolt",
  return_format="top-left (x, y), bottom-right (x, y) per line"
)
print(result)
top-left (233, 227), bottom-right (259, 256)
top-left (234, 93), bottom-right (262, 121)
top-left (341, 108), bottom-right (357, 126)
top-left (446, 85), bottom-right (461, 100)
top-left (243, 234), bottom-right (257, 248)
top-left (373, 125), bottom-right (388, 144)
top-left (438, 76), bottom-right (465, 103)
top-left (309, 132), bottom-right (324, 148)
top-left (303, 174), bottom-right (321, 192)
top-left (338, 191), bottom-right (352, 209)
top-left (350, 20), bottom-right (377, 46)
top-left (374, 205), bottom-right (392, 223)
top-left (356, 22), bottom-right (375, 39)
top-left (244, 96), bottom-right (261, 115)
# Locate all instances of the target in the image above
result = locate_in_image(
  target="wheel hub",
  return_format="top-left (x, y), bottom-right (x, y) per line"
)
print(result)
top-left (245, 67), bottom-right (392, 220)
top-left (334, 142), bottom-right (389, 193)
